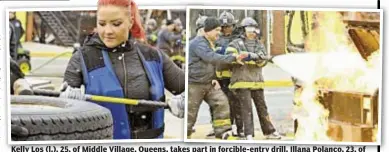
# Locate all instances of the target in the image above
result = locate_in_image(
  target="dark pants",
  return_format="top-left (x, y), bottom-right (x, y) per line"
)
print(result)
top-left (217, 79), bottom-right (243, 134)
top-left (187, 83), bottom-right (231, 138)
top-left (232, 89), bottom-right (276, 136)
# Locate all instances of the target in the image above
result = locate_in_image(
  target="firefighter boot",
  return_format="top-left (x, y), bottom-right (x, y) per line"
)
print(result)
top-left (265, 131), bottom-right (282, 140)
top-left (221, 132), bottom-right (240, 140)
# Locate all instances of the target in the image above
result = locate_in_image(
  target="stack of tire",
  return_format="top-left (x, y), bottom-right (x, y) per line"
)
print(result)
top-left (11, 95), bottom-right (113, 141)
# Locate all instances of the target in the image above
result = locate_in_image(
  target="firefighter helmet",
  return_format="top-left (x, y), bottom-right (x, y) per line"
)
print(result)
top-left (240, 17), bottom-right (258, 27)
top-left (219, 11), bottom-right (235, 26)
top-left (195, 15), bottom-right (208, 31)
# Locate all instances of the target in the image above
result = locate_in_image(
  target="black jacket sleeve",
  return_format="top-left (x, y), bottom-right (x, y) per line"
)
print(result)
top-left (63, 50), bottom-right (84, 88)
top-left (161, 52), bottom-right (185, 95)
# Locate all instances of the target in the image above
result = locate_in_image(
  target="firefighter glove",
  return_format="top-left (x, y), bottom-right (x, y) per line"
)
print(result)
top-left (60, 82), bottom-right (86, 101)
top-left (168, 92), bottom-right (185, 118)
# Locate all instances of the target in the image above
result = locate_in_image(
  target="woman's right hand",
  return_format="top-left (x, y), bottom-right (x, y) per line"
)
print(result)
top-left (59, 82), bottom-right (86, 101)
top-left (167, 93), bottom-right (185, 118)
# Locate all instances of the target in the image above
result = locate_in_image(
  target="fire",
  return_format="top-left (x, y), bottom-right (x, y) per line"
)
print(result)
top-left (293, 85), bottom-right (331, 141)
top-left (372, 125), bottom-right (378, 141)
top-left (293, 11), bottom-right (380, 141)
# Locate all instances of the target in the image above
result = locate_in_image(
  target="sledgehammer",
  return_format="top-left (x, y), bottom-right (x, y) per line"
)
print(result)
top-left (13, 79), bottom-right (169, 108)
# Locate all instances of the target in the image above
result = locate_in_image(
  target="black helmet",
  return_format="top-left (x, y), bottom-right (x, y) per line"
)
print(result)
top-left (195, 15), bottom-right (208, 31)
top-left (218, 11), bottom-right (235, 26)
top-left (240, 17), bottom-right (258, 27)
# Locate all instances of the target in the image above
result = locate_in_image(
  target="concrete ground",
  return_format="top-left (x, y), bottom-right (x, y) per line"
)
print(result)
top-left (190, 87), bottom-right (295, 141)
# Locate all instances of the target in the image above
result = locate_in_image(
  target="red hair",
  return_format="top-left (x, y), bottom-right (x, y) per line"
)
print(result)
top-left (98, 0), bottom-right (146, 41)
top-left (129, 1), bottom-right (146, 41)
top-left (98, 0), bottom-right (130, 7)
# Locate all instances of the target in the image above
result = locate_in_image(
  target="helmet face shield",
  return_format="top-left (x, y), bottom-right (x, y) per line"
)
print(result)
top-left (254, 29), bottom-right (261, 35)
top-left (245, 26), bottom-right (261, 39)
top-left (245, 26), bottom-right (259, 33)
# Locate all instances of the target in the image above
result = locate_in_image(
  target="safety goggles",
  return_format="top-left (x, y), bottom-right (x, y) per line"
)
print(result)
top-left (245, 26), bottom-right (260, 34)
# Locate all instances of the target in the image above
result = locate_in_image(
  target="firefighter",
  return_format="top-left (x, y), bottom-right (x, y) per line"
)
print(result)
top-left (225, 17), bottom-right (281, 140)
top-left (10, 21), bottom-right (29, 136)
top-left (171, 19), bottom-right (186, 68)
top-left (9, 23), bottom-right (18, 59)
top-left (61, 0), bottom-right (185, 139)
top-left (10, 21), bottom-right (24, 95)
top-left (187, 17), bottom-right (247, 140)
top-left (146, 19), bottom-right (159, 46)
top-left (157, 19), bottom-right (182, 57)
top-left (173, 18), bottom-right (184, 34)
top-left (10, 24), bottom-right (29, 136)
top-left (187, 15), bottom-right (207, 134)
top-left (210, 11), bottom-right (244, 137)
top-left (9, 12), bottom-right (25, 47)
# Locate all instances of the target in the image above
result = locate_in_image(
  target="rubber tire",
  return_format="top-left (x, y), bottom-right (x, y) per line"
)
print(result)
top-left (11, 95), bottom-right (113, 141)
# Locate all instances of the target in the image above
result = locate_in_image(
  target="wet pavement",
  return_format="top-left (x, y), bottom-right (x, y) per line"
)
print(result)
top-left (191, 87), bottom-right (295, 140)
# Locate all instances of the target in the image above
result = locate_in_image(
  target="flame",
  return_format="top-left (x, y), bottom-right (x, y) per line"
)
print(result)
top-left (293, 85), bottom-right (331, 141)
top-left (293, 11), bottom-right (380, 141)
top-left (372, 125), bottom-right (378, 142)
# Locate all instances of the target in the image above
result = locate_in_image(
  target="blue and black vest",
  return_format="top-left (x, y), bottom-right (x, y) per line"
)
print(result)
top-left (79, 43), bottom-right (165, 139)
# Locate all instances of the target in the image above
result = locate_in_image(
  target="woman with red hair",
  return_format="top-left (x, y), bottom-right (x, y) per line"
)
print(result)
top-left (61, 0), bottom-right (185, 139)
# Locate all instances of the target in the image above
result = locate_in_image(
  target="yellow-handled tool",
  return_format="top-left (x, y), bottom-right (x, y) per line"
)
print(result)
top-left (32, 89), bottom-right (169, 108)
